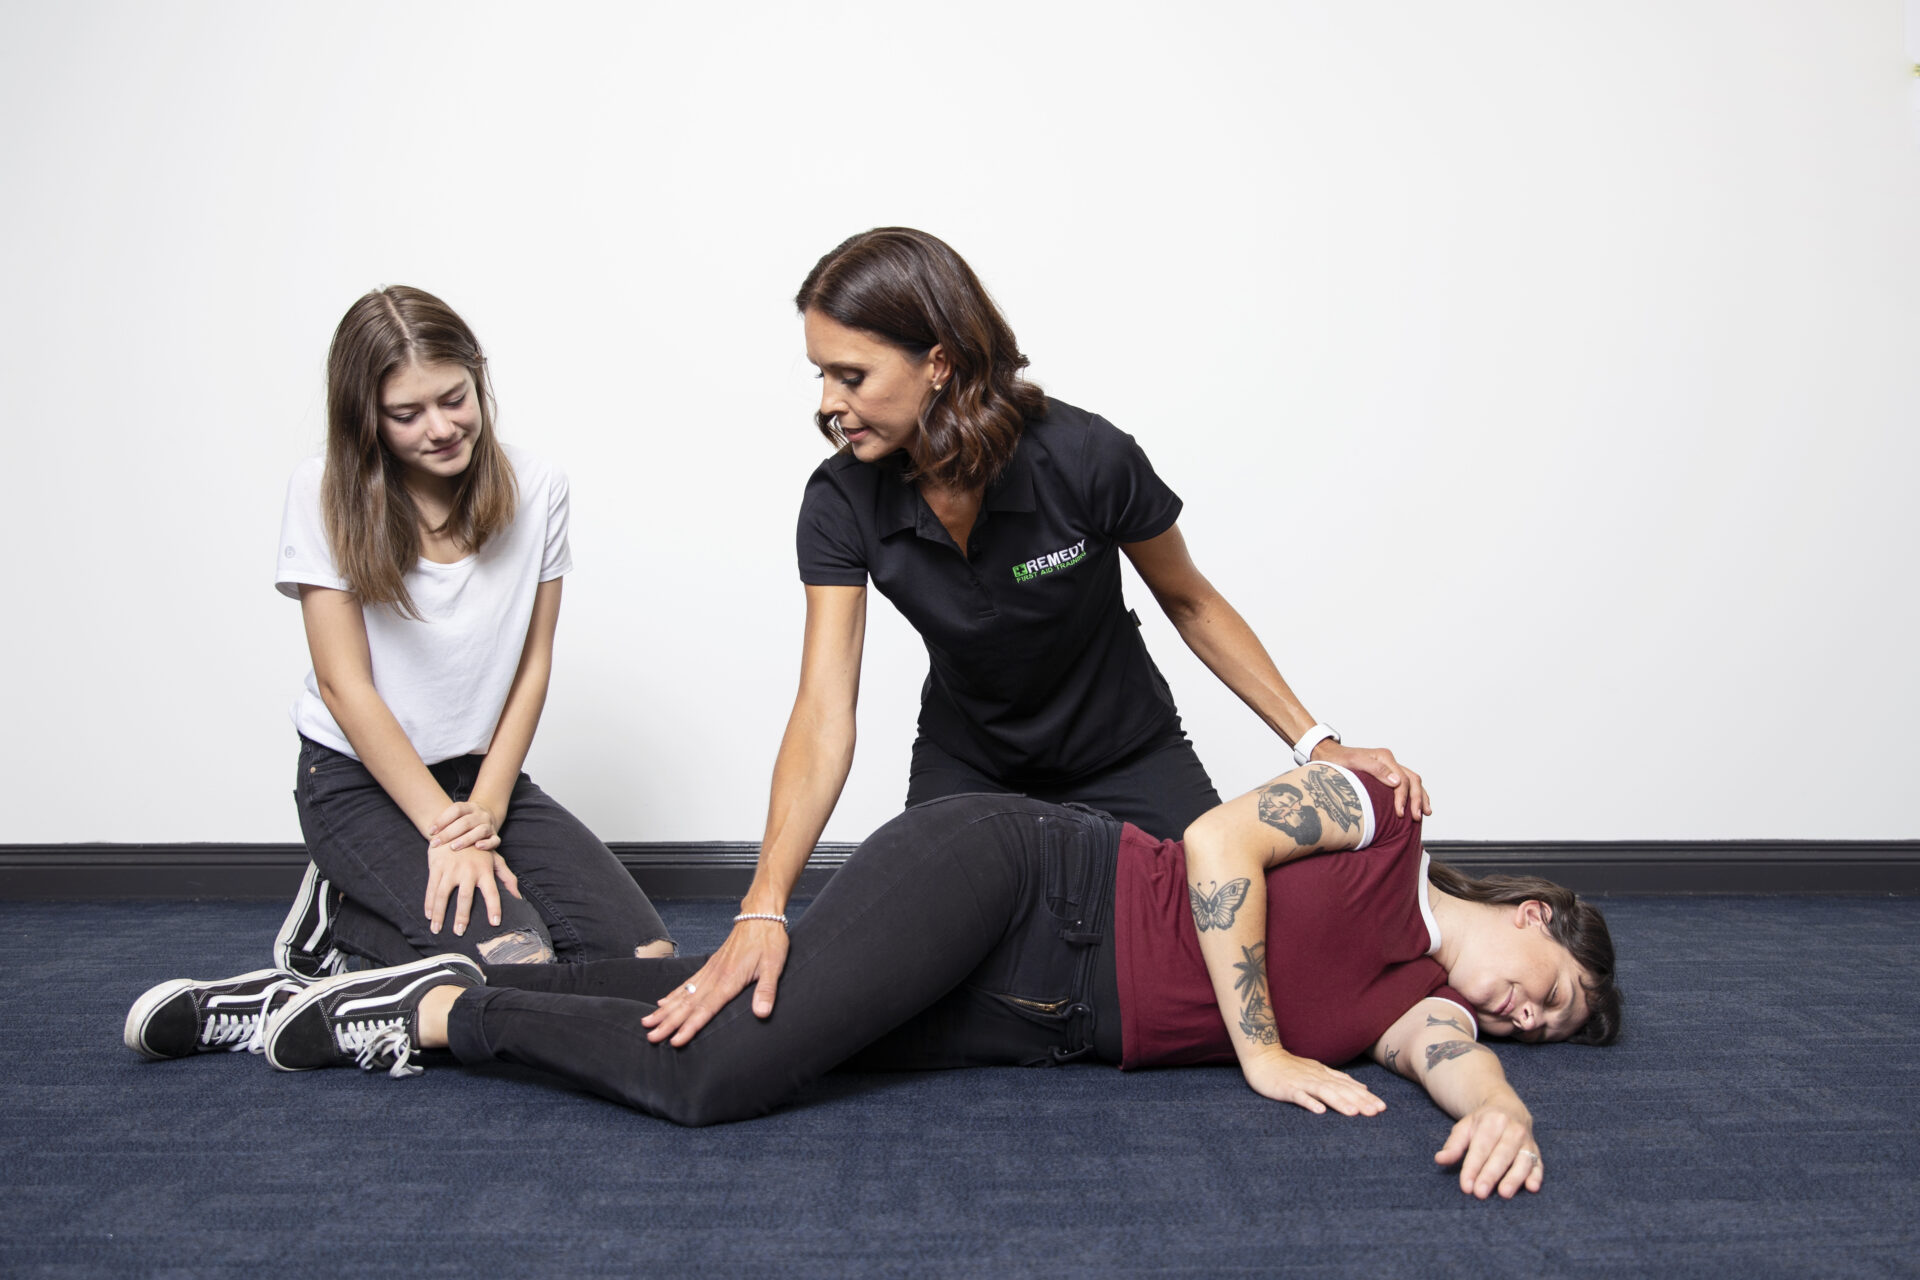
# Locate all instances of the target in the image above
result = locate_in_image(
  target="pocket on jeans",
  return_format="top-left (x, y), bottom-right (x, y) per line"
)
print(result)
top-left (983, 988), bottom-right (1079, 1019)
top-left (300, 742), bottom-right (374, 800)
top-left (1041, 821), bottom-right (1095, 924)
top-left (976, 987), bottom-right (1092, 1066)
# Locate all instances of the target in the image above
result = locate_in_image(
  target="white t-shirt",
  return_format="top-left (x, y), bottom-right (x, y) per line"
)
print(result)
top-left (275, 443), bottom-right (572, 764)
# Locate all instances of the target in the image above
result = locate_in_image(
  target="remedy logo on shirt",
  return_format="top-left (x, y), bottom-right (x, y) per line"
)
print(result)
top-left (1011, 537), bottom-right (1088, 583)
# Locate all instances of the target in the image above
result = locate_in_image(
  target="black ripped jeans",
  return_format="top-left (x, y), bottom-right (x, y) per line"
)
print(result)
top-left (294, 737), bottom-right (672, 967)
top-left (446, 794), bottom-right (1123, 1126)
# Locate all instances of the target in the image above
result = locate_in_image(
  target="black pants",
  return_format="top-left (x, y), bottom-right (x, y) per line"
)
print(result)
top-left (905, 726), bottom-right (1222, 842)
top-left (294, 737), bottom-right (673, 967)
top-left (447, 794), bottom-right (1123, 1126)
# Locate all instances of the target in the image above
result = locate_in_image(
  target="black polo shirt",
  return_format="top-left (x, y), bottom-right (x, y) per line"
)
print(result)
top-left (797, 398), bottom-right (1185, 783)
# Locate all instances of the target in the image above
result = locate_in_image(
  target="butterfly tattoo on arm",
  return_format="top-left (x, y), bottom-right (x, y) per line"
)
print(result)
top-left (1189, 877), bottom-right (1252, 932)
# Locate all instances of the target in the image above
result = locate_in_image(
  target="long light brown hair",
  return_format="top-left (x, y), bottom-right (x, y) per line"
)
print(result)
top-left (322, 286), bottom-right (516, 619)
top-left (1426, 860), bottom-right (1622, 1046)
top-left (796, 228), bottom-right (1045, 490)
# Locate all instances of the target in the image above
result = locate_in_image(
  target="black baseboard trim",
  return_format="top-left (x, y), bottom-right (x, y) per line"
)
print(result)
top-left (0, 843), bottom-right (858, 902)
top-left (1, 839), bottom-right (1916, 900)
top-left (1425, 840), bottom-right (1920, 895)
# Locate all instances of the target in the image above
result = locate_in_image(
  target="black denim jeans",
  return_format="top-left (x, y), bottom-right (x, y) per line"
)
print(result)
top-left (447, 793), bottom-right (1124, 1126)
top-left (905, 725), bottom-right (1221, 842)
top-left (293, 737), bottom-right (672, 967)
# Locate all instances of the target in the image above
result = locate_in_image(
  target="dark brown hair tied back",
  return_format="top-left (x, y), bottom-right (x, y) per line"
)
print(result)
top-left (796, 227), bottom-right (1045, 489)
top-left (1426, 860), bottom-right (1623, 1046)
top-left (323, 286), bottom-right (516, 619)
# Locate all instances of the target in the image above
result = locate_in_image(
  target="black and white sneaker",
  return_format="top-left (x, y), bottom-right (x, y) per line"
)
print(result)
top-left (274, 861), bottom-right (349, 979)
top-left (264, 955), bottom-right (484, 1078)
top-left (124, 968), bottom-right (310, 1060)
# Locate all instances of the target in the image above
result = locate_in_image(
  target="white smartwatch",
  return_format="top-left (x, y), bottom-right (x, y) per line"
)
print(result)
top-left (1292, 723), bottom-right (1341, 766)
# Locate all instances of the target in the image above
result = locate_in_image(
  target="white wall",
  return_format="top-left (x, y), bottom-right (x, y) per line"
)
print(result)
top-left (2, 1), bottom-right (1915, 844)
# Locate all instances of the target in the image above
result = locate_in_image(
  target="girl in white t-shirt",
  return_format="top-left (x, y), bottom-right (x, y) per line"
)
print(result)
top-left (269, 285), bottom-right (673, 974)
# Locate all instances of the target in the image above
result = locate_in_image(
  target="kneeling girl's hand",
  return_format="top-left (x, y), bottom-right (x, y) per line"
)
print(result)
top-left (425, 800), bottom-right (520, 936)
top-left (431, 800), bottom-right (501, 854)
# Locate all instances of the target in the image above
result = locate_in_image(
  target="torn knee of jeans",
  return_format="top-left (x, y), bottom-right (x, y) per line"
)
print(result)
top-left (634, 938), bottom-right (676, 959)
top-left (477, 930), bottom-right (554, 965)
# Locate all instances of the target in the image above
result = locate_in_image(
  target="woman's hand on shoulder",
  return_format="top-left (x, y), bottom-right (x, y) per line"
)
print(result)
top-left (1435, 1095), bottom-right (1543, 1199)
top-left (641, 918), bottom-right (791, 1046)
top-left (1314, 742), bottom-right (1431, 820)
top-left (1242, 1050), bottom-right (1385, 1117)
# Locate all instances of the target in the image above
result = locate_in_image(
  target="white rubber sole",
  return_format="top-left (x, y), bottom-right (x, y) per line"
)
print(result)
top-left (123, 967), bottom-right (286, 1059)
top-left (264, 954), bottom-right (484, 1072)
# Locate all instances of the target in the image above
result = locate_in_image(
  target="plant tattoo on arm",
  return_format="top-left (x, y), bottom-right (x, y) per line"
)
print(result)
top-left (1424, 1039), bottom-right (1495, 1072)
top-left (1232, 943), bottom-right (1279, 1045)
top-left (1257, 783), bottom-right (1323, 846)
top-left (1189, 878), bottom-right (1251, 932)
top-left (1301, 767), bottom-right (1365, 835)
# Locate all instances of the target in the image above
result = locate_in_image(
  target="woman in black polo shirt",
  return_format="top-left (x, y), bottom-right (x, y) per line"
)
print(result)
top-left (652, 227), bottom-right (1430, 1042)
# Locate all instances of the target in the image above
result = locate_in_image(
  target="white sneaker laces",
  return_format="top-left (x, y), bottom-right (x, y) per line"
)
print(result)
top-left (202, 978), bottom-right (304, 1055)
top-left (336, 1019), bottom-right (422, 1078)
top-left (200, 1012), bottom-right (263, 1053)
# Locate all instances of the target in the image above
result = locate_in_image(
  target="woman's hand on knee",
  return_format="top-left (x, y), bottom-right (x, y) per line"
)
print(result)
top-left (641, 920), bottom-right (790, 1047)
top-left (425, 843), bottom-right (515, 936)
top-left (490, 853), bottom-right (521, 902)
top-left (430, 800), bottom-right (501, 854)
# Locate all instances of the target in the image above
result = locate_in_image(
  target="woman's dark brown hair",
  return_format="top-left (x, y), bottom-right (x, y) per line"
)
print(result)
top-left (1426, 860), bottom-right (1622, 1046)
top-left (323, 286), bottom-right (516, 619)
top-left (796, 227), bottom-right (1045, 489)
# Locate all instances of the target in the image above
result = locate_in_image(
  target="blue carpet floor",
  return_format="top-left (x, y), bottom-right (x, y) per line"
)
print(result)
top-left (2, 896), bottom-right (1916, 1278)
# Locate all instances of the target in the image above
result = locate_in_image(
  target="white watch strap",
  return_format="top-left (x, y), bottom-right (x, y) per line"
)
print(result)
top-left (1292, 723), bottom-right (1340, 766)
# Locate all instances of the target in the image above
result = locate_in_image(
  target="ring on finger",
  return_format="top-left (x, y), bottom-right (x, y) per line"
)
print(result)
top-left (1518, 1150), bottom-right (1540, 1167)
top-left (684, 983), bottom-right (697, 995)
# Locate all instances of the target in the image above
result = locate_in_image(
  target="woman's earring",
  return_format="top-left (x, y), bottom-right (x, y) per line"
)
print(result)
top-left (932, 382), bottom-right (944, 392)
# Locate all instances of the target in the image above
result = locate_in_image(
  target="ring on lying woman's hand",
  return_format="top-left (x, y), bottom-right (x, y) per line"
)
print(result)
top-left (1518, 1150), bottom-right (1540, 1166)
top-left (684, 983), bottom-right (696, 995)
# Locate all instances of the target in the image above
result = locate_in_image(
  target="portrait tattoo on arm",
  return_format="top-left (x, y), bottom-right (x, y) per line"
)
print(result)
top-left (1301, 767), bottom-right (1365, 835)
top-left (1256, 782), bottom-right (1323, 846)
top-left (1232, 943), bottom-right (1279, 1045)
top-left (1189, 878), bottom-right (1251, 932)
top-left (1424, 1039), bottom-right (1495, 1072)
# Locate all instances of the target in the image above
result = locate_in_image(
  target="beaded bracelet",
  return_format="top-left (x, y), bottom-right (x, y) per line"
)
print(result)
top-left (733, 911), bottom-right (790, 929)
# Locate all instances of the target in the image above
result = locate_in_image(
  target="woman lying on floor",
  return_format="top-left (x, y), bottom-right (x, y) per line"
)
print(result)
top-left (129, 763), bottom-right (1620, 1199)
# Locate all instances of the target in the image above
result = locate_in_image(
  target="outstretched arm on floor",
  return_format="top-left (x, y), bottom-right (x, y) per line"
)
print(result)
top-left (1371, 996), bottom-right (1543, 1199)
